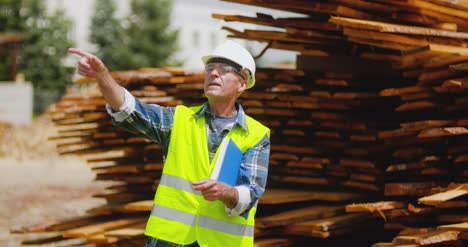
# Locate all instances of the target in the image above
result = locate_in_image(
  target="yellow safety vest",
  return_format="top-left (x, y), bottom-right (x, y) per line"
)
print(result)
top-left (144, 105), bottom-right (270, 247)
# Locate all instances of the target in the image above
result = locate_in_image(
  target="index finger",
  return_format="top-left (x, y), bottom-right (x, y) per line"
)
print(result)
top-left (68, 48), bottom-right (91, 58)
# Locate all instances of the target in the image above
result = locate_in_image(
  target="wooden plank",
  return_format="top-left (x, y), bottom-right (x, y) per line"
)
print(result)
top-left (256, 206), bottom-right (343, 229)
top-left (340, 159), bottom-right (376, 169)
top-left (345, 201), bottom-right (406, 213)
top-left (95, 165), bottom-right (141, 174)
top-left (87, 232), bottom-right (118, 244)
top-left (408, 203), bottom-right (439, 215)
top-left (386, 162), bottom-right (427, 172)
top-left (424, 53), bottom-right (468, 69)
top-left (212, 13), bottom-right (339, 32)
top-left (285, 213), bottom-right (373, 238)
top-left (392, 147), bottom-right (426, 159)
top-left (242, 29), bottom-right (343, 45)
top-left (286, 27), bottom-right (343, 41)
top-left (20, 238), bottom-right (89, 247)
top-left (435, 201), bottom-right (468, 208)
top-left (56, 123), bottom-right (100, 132)
top-left (332, 0), bottom-right (399, 13)
top-left (372, 243), bottom-right (397, 247)
top-left (329, 16), bottom-right (468, 39)
top-left (16, 232), bottom-right (63, 244)
top-left (350, 173), bottom-right (378, 183)
top-left (105, 224), bottom-right (146, 238)
top-left (439, 214), bottom-right (468, 224)
top-left (222, 0), bottom-right (378, 19)
top-left (400, 91), bottom-right (435, 101)
top-left (418, 68), bottom-right (464, 85)
top-left (117, 200), bottom-right (152, 213)
top-left (395, 101), bottom-right (437, 112)
top-left (400, 0), bottom-right (468, 20)
top-left (441, 77), bottom-right (468, 88)
top-left (438, 222), bottom-right (468, 231)
top-left (418, 184), bottom-right (468, 205)
top-left (400, 120), bottom-right (455, 130)
top-left (62, 218), bottom-right (146, 238)
top-left (270, 152), bottom-right (300, 161)
top-left (273, 176), bottom-right (332, 186)
top-left (341, 180), bottom-right (381, 191)
top-left (347, 36), bottom-right (421, 52)
top-left (286, 157), bottom-right (328, 170)
top-left (297, 55), bottom-right (400, 79)
top-left (451, 62), bottom-right (468, 71)
top-left (393, 230), bottom-right (461, 245)
top-left (418, 127), bottom-right (468, 138)
top-left (350, 134), bottom-right (377, 142)
top-left (254, 238), bottom-right (293, 247)
top-left (259, 189), bottom-right (365, 205)
top-left (385, 182), bottom-right (440, 197)
top-left (380, 86), bottom-right (427, 96)
top-left (271, 145), bottom-right (321, 155)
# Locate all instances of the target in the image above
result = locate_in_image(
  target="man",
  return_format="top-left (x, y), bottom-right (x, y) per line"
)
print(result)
top-left (69, 40), bottom-right (270, 247)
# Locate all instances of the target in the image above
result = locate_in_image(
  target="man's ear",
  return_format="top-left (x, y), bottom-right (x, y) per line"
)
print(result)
top-left (237, 79), bottom-right (247, 93)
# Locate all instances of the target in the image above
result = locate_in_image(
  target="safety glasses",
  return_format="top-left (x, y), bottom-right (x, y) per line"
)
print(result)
top-left (205, 63), bottom-right (246, 80)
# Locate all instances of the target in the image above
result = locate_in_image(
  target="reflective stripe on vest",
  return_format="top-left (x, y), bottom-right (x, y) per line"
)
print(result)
top-left (160, 174), bottom-right (201, 196)
top-left (150, 205), bottom-right (254, 237)
top-left (151, 205), bottom-right (196, 227)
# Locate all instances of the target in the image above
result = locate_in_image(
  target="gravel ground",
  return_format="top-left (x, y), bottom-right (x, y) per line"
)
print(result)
top-left (0, 116), bottom-right (113, 246)
top-left (0, 156), bottom-right (108, 246)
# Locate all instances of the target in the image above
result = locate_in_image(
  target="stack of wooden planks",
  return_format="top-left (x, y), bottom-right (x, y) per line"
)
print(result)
top-left (367, 184), bottom-right (468, 246)
top-left (213, 0), bottom-right (468, 245)
top-left (10, 69), bottom-right (206, 246)
top-left (11, 0), bottom-right (468, 246)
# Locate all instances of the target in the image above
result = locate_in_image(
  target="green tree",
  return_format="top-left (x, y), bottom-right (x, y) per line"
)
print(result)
top-left (0, 0), bottom-right (23, 81)
top-left (0, 0), bottom-right (23, 31)
top-left (119, 0), bottom-right (179, 69)
top-left (0, 0), bottom-right (74, 114)
top-left (89, 0), bottom-right (125, 71)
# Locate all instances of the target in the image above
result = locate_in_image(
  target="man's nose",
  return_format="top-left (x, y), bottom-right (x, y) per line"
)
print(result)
top-left (208, 68), bottom-right (220, 77)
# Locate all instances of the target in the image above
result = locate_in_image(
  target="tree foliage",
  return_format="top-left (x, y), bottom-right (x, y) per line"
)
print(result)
top-left (0, 0), bottom-right (74, 114)
top-left (89, 0), bottom-right (125, 71)
top-left (89, 0), bottom-right (179, 71)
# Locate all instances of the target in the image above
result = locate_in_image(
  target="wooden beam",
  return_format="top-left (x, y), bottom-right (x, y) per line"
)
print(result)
top-left (418, 184), bottom-right (468, 205)
top-left (329, 16), bottom-right (468, 39)
top-left (62, 218), bottom-right (146, 238)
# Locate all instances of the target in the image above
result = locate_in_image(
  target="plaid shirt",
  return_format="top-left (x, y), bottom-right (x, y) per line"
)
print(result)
top-left (106, 89), bottom-right (270, 215)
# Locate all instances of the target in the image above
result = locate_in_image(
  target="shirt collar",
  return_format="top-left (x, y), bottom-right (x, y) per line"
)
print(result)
top-left (193, 102), bottom-right (249, 133)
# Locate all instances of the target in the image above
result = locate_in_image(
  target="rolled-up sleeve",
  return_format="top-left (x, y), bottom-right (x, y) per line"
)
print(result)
top-left (105, 88), bottom-right (175, 147)
top-left (105, 89), bottom-right (136, 122)
top-left (228, 135), bottom-right (270, 215)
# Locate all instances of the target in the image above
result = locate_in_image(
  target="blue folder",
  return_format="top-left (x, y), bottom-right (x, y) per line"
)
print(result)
top-left (213, 139), bottom-right (249, 219)
top-left (217, 139), bottom-right (243, 186)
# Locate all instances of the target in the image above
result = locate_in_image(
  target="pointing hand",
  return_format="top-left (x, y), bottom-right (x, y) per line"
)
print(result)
top-left (68, 48), bottom-right (109, 79)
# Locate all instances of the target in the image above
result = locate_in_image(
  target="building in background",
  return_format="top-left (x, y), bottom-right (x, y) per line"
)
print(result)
top-left (47, 0), bottom-right (301, 69)
top-left (0, 82), bottom-right (33, 125)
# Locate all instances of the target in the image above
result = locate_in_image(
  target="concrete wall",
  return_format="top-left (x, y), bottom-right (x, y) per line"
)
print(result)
top-left (0, 82), bottom-right (33, 126)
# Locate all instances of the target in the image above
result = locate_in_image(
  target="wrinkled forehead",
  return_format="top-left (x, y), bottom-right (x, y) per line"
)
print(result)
top-left (206, 57), bottom-right (242, 71)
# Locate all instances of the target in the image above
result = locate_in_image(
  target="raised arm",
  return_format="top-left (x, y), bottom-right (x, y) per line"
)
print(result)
top-left (68, 48), bottom-right (124, 111)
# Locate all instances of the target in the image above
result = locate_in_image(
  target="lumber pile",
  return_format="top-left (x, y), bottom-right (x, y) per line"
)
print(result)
top-left (11, 0), bottom-right (468, 246)
top-left (370, 184), bottom-right (468, 246)
top-left (213, 0), bottom-right (468, 245)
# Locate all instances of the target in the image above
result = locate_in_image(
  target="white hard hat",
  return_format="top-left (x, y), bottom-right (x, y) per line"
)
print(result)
top-left (202, 40), bottom-right (256, 89)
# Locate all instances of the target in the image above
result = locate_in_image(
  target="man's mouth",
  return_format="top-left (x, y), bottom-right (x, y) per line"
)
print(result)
top-left (209, 82), bottom-right (221, 87)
